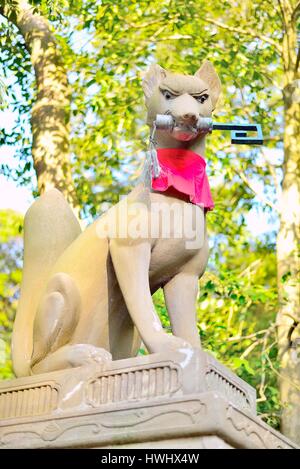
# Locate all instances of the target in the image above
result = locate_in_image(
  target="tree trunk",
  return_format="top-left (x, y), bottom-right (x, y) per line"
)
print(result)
top-left (276, 3), bottom-right (300, 444)
top-left (0, 0), bottom-right (78, 211)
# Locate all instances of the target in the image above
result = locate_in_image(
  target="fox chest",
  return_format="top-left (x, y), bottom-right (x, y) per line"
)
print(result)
top-left (148, 194), bottom-right (208, 287)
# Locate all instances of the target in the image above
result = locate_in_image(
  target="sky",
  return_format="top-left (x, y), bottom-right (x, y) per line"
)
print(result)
top-left (0, 105), bottom-right (34, 213)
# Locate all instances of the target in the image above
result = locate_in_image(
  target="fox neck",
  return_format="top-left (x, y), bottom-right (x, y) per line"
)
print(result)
top-left (153, 128), bottom-right (206, 157)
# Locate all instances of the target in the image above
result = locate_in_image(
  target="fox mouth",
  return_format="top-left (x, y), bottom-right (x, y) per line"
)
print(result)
top-left (161, 112), bottom-right (200, 141)
top-left (170, 124), bottom-right (199, 142)
top-left (159, 112), bottom-right (205, 141)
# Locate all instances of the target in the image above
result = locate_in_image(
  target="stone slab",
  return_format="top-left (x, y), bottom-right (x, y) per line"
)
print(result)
top-left (0, 350), bottom-right (297, 449)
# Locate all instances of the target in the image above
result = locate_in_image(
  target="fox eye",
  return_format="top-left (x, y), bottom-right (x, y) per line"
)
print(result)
top-left (160, 89), bottom-right (176, 100)
top-left (195, 93), bottom-right (209, 103)
top-left (194, 94), bottom-right (208, 104)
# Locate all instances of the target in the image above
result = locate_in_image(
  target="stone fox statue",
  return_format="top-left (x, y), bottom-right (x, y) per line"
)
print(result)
top-left (12, 61), bottom-right (221, 377)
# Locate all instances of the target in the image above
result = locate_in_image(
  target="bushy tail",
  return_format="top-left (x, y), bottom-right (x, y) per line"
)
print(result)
top-left (12, 189), bottom-right (82, 377)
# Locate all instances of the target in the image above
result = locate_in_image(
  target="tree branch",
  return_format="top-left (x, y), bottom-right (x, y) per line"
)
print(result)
top-left (262, 135), bottom-right (283, 143)
top-left (292, 1), bottom-right (300, 19)
top-left (155, 34), bottom-right (193, 42)
top-left (126, 18), bottom-right (166, 29)
top-left (295, 46), bottom-right (300, 72)
top-left (266, 353), bottom-right (300, 392)
top-left (1, 0), bottom-right (78, 211)
top-left (260, 149), bottom-right (281, 196)
top-left (284, 0), bottom-right (296, 16)
top-left (232, 167), bottom-right (278, 211)
top-left (240, 339), bottom-right (263, 359)
top-left (227, 327), bottom-right (273, 342)
top-left (205, 17), bottom-right (282, 55)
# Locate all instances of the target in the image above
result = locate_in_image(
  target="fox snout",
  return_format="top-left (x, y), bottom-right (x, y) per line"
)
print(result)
top-left (169, 95), bottom-right (202, 128)
top-left (179, 112), bottom-right (198, 126)
top-left (171, 111), bottom-right (200, 129)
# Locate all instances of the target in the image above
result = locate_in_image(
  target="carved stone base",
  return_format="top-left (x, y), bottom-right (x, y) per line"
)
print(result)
top-left (0, 350), bottom-right (297, 449)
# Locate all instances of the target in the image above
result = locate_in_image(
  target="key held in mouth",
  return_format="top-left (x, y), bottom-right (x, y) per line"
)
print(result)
top-left (154, 115), bottom-right (263, 145)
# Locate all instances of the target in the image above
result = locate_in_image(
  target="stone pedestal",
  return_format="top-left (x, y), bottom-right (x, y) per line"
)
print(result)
top-left (0, 350), bottom-right (297, 449)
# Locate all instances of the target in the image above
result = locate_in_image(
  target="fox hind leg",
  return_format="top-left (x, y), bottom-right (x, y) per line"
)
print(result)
top-left (31, 272), bottom-right (111, 374)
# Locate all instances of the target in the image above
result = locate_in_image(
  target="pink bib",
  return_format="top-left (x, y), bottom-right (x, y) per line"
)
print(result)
top-left (151, 148), bottom-right (214, 211)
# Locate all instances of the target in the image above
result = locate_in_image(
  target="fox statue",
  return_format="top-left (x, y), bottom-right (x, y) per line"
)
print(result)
top-left (12, 60), bottom-right (221, 377)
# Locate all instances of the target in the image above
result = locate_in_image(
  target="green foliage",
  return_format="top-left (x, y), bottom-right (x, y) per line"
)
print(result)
top-left (151, 243), bottom-right (281, 428)
top-left (0, 210), bottom-right (23, 379)
top-left (150, 188), bottom-right (281, 428)
top-left (198, 263), bottom-right (280, 429)
top-left (1, 0), bottom-right (283, 214)
top-left (0, 77), bottom-right (8, 108)
top-left (0, 0), bottom-right (295, 429)
top-left (0, 13), bottom-right (34, 185)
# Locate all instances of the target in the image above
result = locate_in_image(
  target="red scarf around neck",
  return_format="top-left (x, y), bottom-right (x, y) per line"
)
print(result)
top-left (151, 148), bottom-right (214, 211)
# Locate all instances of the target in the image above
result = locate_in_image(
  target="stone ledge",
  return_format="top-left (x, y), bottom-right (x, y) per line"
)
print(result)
top-left (0, 392), bottom-right (297, 449)
top-left (0, 350), bottom-right (297, 449)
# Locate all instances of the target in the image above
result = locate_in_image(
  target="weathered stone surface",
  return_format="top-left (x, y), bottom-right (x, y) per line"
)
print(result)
top-left (0, 350), bottom-right (297, 449)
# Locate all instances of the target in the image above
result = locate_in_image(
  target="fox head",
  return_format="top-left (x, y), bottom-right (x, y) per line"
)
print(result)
top-left (142, 61), bottom-right (221, 143)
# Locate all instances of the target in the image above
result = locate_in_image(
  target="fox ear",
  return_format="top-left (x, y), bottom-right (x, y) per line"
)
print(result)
top-left (142, 64), bottom-right (167, 98)
top-left (195, 61), bottom-right (221, 108)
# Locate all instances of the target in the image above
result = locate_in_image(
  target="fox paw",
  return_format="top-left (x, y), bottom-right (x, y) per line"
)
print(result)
top-left (67, 344), bottom-right (112, 367)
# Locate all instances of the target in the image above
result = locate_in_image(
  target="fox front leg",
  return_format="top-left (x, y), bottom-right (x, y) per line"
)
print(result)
top-left (109, 239), bottom-right (193, 354)
top-left (163, 273), bottom-right (201, 348)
